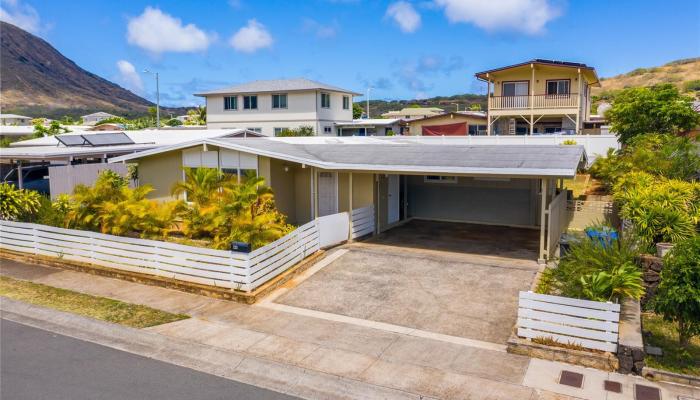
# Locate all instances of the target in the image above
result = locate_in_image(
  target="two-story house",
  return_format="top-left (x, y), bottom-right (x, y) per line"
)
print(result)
top-left (475, 59), bottom-right (600, 135)
top-left (195, 78), bottom-right (360, 136)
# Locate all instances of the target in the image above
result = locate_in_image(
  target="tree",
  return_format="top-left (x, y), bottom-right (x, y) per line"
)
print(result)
top-left (653, 235), bottom-right (700, 348)
top-left (469, 103), bottom-right (482, 111)
top-left (166, 118), bottom-right (182, 127)
top-left (606, 84), bottom-right (700, 144)
top-left (185, 106), bottom-right (206, 125)
top-left (352, 103), bottom-right (364, 119)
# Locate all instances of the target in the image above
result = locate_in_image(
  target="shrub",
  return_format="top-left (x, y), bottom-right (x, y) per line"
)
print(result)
top-left (683, 79), bottom-right (700, 92)
top-left (276, 126), bottom-right (314, 137)
top-left (653, 235), bottom-right (700, 348)
top-left (590, 134), bottom-right (700, 188)
top-left (562, 139), bottom-right (577, 145)
top-left (614, 172), bottom-right (699, 249)
top-left (539, 231), bottom-right (643, 302)
top-left (0, 183), bottom-right (41, 221)
top-left (165, 118), bottom-right (182, 127)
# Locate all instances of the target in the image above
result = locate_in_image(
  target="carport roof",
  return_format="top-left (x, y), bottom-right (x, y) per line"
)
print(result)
top-left (111, 137), bottom-right (586, 178)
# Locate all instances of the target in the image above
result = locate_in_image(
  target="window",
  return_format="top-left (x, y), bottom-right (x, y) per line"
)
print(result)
top-left (246, 127), bottom-right (262, 133)
top-left (546, 80), bottom-right (570, 96)
top-left (274, 127), bottom-right (284, 136)
top-left (224, 96), bottom-right (237, 110)
top-left (272, 94), bottom-right (287, 109)
top-left (468, 124), bottom-right (488, 136)
top-left (323, 126), bottom-right (332, 134)
top-left (502, 81), bottom-right (528, 97)
top-left (321, 93), bottom-right (330, 108)
top-left (243, 95), bottom-right (258, 109)
top-left (342, 96), bottom-right (349, 110)
top-left (424, 176), bottom-right (457, 184)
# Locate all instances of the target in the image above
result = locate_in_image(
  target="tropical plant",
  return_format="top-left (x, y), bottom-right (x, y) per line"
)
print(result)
top-left (590, 134), bottom-right (700, 188)
top-left (653, 235), bottom-right (700, 348)
top-left (64, 170), bottom-right (128, 230)
top-left (33, 120), bottom-right (70, 138)
top-left (614, 172), bottom-right (699, 249)
top-left (562, 139), bottom-right (577, 145)
top-left (184, 106), bottom-right (206, 125)
top-left (606, 84), bottom-right (700, 144)
top-left (0, 182), bottom-right (41, 221)
top-left (165, 118), bottom-right (182, 127)
top-left (539, 230), bottom-right (643, 302)
top-left (172, 168), bottom-right (223, 205)
top-left (95, 116), bottom-right (128, 125)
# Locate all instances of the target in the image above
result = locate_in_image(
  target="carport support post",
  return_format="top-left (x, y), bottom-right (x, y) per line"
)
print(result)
top-left (17, 161), bottom-right (23, 189)
top-left (348, 172), bottom-right (353, 240)
top-left (538, 178), bottom-right (548, 263)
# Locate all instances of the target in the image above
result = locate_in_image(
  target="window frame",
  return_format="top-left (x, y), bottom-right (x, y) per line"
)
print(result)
top-left (342, 96), bottom-right (349, 110)
top-left (243, 95), bottom-right (258, 110)
top-left (545, 79), bottom-right (571, 96)
top-left (323, 126), bottom-right (332, 134)
top-left (321, 92), bottom-right (331, 109)
top-left (246, 127), bottom-right (262, 133)
top-left (273, 127), bottom-right (284, 136)
top-left (501, 80), bottom-right (529, 97)
top-left (224, 96), bottom-right (238, 111)
top-left (271, 93), bottom-right (288, 109)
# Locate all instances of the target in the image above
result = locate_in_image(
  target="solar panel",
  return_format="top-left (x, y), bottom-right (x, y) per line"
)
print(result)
top-left (55, 135), bottom-right (87, 147)
top-left (82, 132), bottom-right (134, 146)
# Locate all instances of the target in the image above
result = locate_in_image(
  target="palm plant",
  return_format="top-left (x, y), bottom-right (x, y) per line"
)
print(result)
top-left (171, 168), bottom-right (223, 205)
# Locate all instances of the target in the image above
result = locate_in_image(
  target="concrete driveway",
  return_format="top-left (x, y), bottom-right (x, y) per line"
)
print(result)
top-left (274, 220), bottom-right (541, 344)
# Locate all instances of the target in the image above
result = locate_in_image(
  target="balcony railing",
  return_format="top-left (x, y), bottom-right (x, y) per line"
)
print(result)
top-left (489, 94), bottom-right (580, 110)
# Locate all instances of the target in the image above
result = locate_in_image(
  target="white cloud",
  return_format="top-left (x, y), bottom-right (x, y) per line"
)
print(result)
top-left (0, 0), bottom-right (42, 33)
top-left (116, 60), bottom-right (143, 93)
top-left (385, 1), bottom-right (421, 33)
top-left (127, 7), bottom-right (212, 54)
top-left (229, 19), bottom-right (273, 53)
top-left (434, 0), bottom-right (560, 34)
top-left (302, 18), bottom-right (338, 39)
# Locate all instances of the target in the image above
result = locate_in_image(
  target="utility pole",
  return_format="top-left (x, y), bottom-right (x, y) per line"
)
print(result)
top-left (143, 69), bottom-right (160, 128)
top-left (366, 87), bottom-right (373, 119)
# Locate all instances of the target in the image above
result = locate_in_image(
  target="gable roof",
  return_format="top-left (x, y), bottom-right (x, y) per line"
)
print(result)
top-left (82, 112), bottom-right (117, 118)
top-left (111, 137), bottom-right (586, 178)
top-left (195, 78), bottom-right (362, 96)
top-left (475, 59), bottom-right (600, 86)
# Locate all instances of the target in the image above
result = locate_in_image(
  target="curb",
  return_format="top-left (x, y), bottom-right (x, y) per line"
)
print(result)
top-left (0, 298), bottom-right (427, 400)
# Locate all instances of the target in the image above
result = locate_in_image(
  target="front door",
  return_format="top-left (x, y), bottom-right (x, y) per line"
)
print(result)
top-left (387, 174), bottom-right (400, 224)
top-left (317, 172), bottom-right (337, 217)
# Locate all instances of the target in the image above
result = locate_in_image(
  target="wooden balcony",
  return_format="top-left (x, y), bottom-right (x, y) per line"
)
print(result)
top-left (489, 94), bottom-right (580, 111)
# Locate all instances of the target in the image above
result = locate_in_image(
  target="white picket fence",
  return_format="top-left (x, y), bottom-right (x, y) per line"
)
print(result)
top-left (517, 291), bottom-right (621, 352)
top-left (0, 206), bottom-right (375, 292)
top-left (351, 205), bottom-right (375, 238)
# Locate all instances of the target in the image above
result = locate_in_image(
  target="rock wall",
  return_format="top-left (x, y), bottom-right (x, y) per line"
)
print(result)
top-left (638, 254), bottom-right (663, 308)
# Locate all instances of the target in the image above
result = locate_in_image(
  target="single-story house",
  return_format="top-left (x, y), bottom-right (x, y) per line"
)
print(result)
top-left (381, 107), bottom-right (444, 121)
top-left (110, 136), bottom-right (585, 261)
top-left (82, 112), bottom-right (117, 126)
top-left (335, 119), bottom-right (404, 136)
top-left (406, 111), bottom-right (487, 136)
top-left (0, 113), bottom-right (33, 126)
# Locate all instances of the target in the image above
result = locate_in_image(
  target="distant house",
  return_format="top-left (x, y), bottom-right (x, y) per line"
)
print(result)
top-left (82, 112), bottom-right (117, 126)
top-left (381, 107), bottom-right (444, 121)
top-left (406, 111), bottom-right (487, 136)
top-left (475, 59), bottom-right (601, 135)
top-left (0, 113), bottom-right (32, 126)
top-left (335, 119), bottom-right (403, 136)
top-left (195, 78), bottom-right (361, 136)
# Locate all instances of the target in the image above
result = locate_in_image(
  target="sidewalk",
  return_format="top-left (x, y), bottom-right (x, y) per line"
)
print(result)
top-left (2, 257), bottom-right (698, 400)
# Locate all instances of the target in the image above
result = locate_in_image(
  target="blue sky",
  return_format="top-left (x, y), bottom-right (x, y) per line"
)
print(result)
top-left (2, 0), bottom-right (699, 107)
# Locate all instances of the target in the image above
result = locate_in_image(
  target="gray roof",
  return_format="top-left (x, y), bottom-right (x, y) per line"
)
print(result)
top-left (194, 78), bottom-right (362, 96)
top-left (112, 138), bottom-right (585, 177)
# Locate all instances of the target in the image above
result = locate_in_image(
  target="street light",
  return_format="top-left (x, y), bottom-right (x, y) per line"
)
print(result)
top-left (143, 69), bottom-right (160, 129)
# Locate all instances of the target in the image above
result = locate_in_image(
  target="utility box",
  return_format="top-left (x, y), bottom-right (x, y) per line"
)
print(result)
top-left (230, 241), bottom-right (251, 253)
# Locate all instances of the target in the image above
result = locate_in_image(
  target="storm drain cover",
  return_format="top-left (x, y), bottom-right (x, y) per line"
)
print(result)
top-left (635, 384), bottom-right (661, 400)
top-left (558, 370), bottom-right (584, 388)
top-left (604, 380), bottom-right (622, 393)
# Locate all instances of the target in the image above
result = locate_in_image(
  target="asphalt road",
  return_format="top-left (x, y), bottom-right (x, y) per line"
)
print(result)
top-left (1, 319), bottom-right (301, 400)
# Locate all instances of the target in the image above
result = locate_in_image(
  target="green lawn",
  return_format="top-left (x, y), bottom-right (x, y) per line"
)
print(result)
top-left (0, 276), bottom-right (188, 328)
top-left (643, 312), bottom-right (700, 376)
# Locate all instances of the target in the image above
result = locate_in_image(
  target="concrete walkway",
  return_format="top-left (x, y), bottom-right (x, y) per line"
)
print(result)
top-left (2, 258), bottom-right (697, 400)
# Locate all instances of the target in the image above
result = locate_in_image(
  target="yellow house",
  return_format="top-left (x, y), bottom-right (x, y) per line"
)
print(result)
top-left (405, 111), bottom-right (487, 136)
top-left (475, 59), bottom-right (601, 135)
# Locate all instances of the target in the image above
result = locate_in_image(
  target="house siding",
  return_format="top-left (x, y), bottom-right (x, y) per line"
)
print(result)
top-left (138, 151), bottom-right (182, 201)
